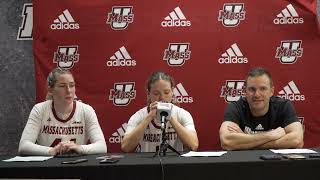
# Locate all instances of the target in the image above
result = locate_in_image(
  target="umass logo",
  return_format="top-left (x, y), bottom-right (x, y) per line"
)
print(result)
top-left (109, 82), bottom-right (136, 106)
top-left (53, 46), bottom-right (80, 69)
top-left (275, 40), bottom-right (303, 64)
top-left (106, 6), bottom-right (134, 30)
top-left (163, 43), bottom-right (191, 66)
top-left (220, 80), bottom-right (245, 103)
top-left (218, 3), bottom-right (246, 27)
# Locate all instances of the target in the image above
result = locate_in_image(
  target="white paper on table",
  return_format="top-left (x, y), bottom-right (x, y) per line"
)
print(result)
top-left (270, 148), bottom-right (317, 154)
top-left (181, 151), bottom-right (227, 157)
top-left (2, 156), bottom-right (53, 162)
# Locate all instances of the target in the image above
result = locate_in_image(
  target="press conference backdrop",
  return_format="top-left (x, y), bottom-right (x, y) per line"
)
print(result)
top-left (0, 0), bottom-right (319, 155)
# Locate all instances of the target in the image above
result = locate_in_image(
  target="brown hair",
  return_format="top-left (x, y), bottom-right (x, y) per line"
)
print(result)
top-left (46, 68), bottom-right (73, 100)
top-left (146, 71), bottom-right (175, 104)
top-left (146, 71), bottom-right (175, 92)
top-left (245, 67), bottom-right (273, 87)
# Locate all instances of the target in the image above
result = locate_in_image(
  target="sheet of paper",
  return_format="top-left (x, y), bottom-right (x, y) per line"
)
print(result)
top-left (181, 151), bottom-right (227, 157)
top-left (270, 148), bottom-right (317, 154)
top-left (2, 156), bottom-right (53, 162)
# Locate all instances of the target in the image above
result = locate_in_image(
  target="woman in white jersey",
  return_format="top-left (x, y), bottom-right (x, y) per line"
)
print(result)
top-left (121, 71), bottom-right (198, 152)
top-left (18, 68), bottom-right (107, 155)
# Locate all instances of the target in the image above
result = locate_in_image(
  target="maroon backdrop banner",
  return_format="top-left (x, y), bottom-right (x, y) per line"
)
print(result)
top-left (33, 0), bottom-right (320, 152)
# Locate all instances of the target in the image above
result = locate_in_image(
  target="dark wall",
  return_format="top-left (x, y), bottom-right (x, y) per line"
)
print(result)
top-left (0, 1), bottom-right (34, 155)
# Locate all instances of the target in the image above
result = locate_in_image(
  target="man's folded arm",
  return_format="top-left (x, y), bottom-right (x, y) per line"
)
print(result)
top-left (257, 122), bottom-right (304, 149)
top-left (219, 121), bottom-right (285, 150)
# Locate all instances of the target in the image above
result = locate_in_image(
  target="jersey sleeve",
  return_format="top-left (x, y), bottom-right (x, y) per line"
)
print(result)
top-left (281, 100), bottom-right (300, 127)
top-left (81, 104), bottom-right (107, 154)
top-left (177, 107), bottom-right (196, 132)
top-left (125, 109), bottom-right (145, 135)
top-left (18, 103), bottom-right (52, 155)
top-left (223, 102), bottom-right (241, 124)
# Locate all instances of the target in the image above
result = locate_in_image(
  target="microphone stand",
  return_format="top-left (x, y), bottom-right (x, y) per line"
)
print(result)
top-left (154, 112), bottom-right (181, 157)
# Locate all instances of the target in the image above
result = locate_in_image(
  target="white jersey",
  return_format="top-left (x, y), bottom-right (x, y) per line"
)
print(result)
top-left (125, 104), bottom-right (196, 152)
top-left (19, 100), bottom-right (107, 155)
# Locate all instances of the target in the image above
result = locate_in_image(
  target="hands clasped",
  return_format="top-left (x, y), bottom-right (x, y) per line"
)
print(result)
top-left (148, 101), bottom-right (173, 122)
top-left (49, 141), bottom-right (83, 156)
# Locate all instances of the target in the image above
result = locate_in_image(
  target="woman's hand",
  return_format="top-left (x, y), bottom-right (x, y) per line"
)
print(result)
top-left (147, 101), bottom-right (158, 120)
top-left (49, 141), bottom-right (83, 155)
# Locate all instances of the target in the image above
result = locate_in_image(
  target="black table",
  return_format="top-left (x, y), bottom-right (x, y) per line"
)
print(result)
top-left (1, 150), bottom-right (320, 180)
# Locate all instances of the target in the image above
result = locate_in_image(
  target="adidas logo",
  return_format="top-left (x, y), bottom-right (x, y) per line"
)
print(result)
top-left (218, 43), bottom-right (248, 64)
top-left (109, 123), bottom-right (127, 143)
top-left (278, 81), bottom-right (305, 101)
top-left (173, 83), bottom-right (193, 103)
top-left (107, 46), bottom-right (136, 67)
top-left (50, 9), bottom-right (80, 30)
top-left (255, 124), bottom-right (264, 131)
top-left (72, 121), bottom-right (81, 124)
top-left (161, 7), bottom-right (191, 27)
top-left (273, 4), bottom-right (304, 24)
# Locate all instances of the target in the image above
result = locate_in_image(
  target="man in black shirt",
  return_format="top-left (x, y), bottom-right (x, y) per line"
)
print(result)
top-left (219, 67), bottom-right (304, 150)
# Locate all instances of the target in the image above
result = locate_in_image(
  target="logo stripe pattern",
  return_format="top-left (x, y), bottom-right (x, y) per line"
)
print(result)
top-left (222, 43), bottom-right (243, 57)
top-left (110, 46), bottom-right (131, 60)
top-left (54, 9), bottom-right (75, 23)
top-left (173, 83), bottom-right (189, 96)
top-left (277, 4), bottom-right (299, 18)
top-left (165, 7), bottom-right (186, 20)
top-left (279, 81), bottom-right (300, 94)
top-left (112, 123), bottom-right (127, 136)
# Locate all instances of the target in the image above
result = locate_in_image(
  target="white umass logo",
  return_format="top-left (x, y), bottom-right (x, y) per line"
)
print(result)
top-left (161, 7), bottom-right (191, 27)
top-left (298, 116), bottom-right (305, 131)
top-left (218, 43), bottom-right (248, 64)
top-left (50, 9), bottom-right (80, 30)
top-left (298, 117), bottom-right (304, 125)
top-left (109, 82), bottom-right (136, 106)
top-left (220, 80), bottom-right (245, 103)
top-left (273, 4), bottom-right (304, 24)
top-left (17, 3), bottom-right (33, 40)
top-left (275, 40), bottom-right (303, 64)
top-left (163, 43), bottom-right (191, 66)
top-left (109, 123), bottom-right (127, 144)
top-left (106, 6), bottom-right (134, 30)
top-left (278, 81), bottom-right (305, 101)
top-left (53, 46), bottom-right (80, 69)
top-left (173, 83), bottom-right (193, 103)
top-left (107, 46), bottom-right (136, 67)
top-left (218, 3), bottom-right (246, 27)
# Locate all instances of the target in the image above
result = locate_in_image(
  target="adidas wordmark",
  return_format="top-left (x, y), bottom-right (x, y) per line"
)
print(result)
top-left (107, 46), bottom-right (136, 67)
top-left (50, 9), bottom-right (80, 30)
top-left (273, 4), bottom-right (304, 24)
top-left (161, 7), bottom-right (191, 27)
top-left (218, 43), bottom-right (248, 64)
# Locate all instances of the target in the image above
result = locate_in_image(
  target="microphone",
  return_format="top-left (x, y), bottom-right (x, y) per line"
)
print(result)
top-left (157, 102), bottom-right (173, 130)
